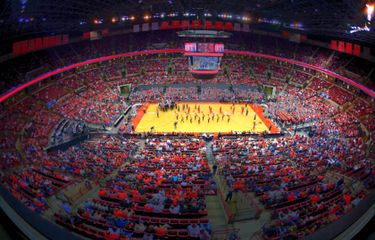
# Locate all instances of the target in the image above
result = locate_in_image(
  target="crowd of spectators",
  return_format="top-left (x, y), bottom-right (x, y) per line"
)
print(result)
top-left (290, 71), bottom-right (313, 85)
top-left (200, 87), bottom-right (234, 102)
top-left (212, 131), bottom-right (373, 239)
top-left (327, 85), bottom-right (355, 105)
top-left (3, 166), bottom-right (73, 213)
top-left (56, 137), bottom-right (213, 239)
top-left (164, 87), bottom-right (199, 101)
top-left (269, 91), bottom-right (338, 125)
top-left (1, 135), bottom-right (138, 214)
top-left (0, 33), bottom-right (374, 240)
top-left (233, 86), bottom-right (265, 103)
top-left (308, 78), bottom-right (332, 91)
top-left (129, 87), bottom-right (164, 103)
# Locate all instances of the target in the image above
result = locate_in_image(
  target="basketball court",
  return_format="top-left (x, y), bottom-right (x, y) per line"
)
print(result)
top-left (132, 102), bottom-right (279, 134)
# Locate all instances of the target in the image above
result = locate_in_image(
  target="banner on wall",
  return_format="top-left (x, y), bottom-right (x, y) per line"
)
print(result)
top-left (151, 22), bottom-right (159, 30)
top-left (171, 20), bottom-right (180, 29)
top-left (83, 32), bottom-right (90, 39)
top-left (234, 23), bottom-right (241, 31)
top-left (13, 34), bottom-right (69, 55)
top-left (181, 20), bottom-right (189, 29)
top-left (191, 20), bottom-right (201, 29)
top-left (160, 21), bottom-right (170, 30)
top-left (28, 39), bottom-right (35, 50)
top-left (215, 21), bottom-right (223, 30)
top-left (35, 38), bottom-right (43, 49)
top-left (330, 40), bottom-right (337, 50)
top-left (204, 20), bottom-right (213, 29)
top-left (353, 44), bottom-right (361, 56)
top-left (142, 23), bottom-right (150, 32)
top-left (338, 41), bottom-right (345, 52)
top-left (242, 24), bottom-right (250, 32)
top-left (133, 25), bottom-right (140, 32)
top-left (90, 31), bottom-right (101, 40)
top-left (345, 42), bottom-right (353, 54)
top-left (224, 22), bottom-right (233, 31)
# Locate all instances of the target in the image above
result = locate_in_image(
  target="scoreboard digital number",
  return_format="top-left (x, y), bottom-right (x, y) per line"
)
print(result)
top-left (185, 42), bottom-right (197, 52)
top-left (198, 43), bottom-right (214, 53)
top-left (184, 42), bottom-right (224, 53)
top-left (214, 43), bottom-right (224, 53)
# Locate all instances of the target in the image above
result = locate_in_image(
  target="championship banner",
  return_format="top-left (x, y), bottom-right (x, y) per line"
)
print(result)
top-left (133, 24), bottom-right (140, 32)
top-left (142, 23), bottom-right (150, 32)
top-left (151, 22), bottom-right (159, 30)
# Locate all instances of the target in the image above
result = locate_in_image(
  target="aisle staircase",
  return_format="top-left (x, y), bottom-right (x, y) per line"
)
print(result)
top-left (204, 140), bottom-right (266, 239)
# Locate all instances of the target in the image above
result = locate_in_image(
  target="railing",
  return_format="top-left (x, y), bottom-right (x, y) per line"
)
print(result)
top-left (216, 174), bottom-right (235, 223)
top-left (305, 189), bottom-right (375, 240)
top-left (0, 186), bottom-right (82, 240)
top-left (242, 191), bottom-right (263, 219)
top-left (63, 180), bottom-right (93, 204)
top-left (212, 227), bottom-right (240, 240)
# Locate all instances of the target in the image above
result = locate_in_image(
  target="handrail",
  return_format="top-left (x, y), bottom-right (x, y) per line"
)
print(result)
top-left (0, 186), bottom-right (82, 240)
top-left (212, 227), bottom-right (240, 239)
top-left (305, 189), bottom-right (375, 240)
top-left (242, 191), bottom-right (263, 219)
top-left (216, 175), bottom-right (235, 223)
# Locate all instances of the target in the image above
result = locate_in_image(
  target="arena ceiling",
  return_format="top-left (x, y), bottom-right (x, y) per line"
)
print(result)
top-left (0, 0), bottom-right (374, 45)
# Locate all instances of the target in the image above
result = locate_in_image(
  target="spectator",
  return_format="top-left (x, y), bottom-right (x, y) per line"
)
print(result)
top-left (188, 223), bottom-right (201, 238)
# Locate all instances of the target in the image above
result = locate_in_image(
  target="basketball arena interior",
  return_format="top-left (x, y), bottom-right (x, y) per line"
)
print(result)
top-left (0, 1), bottom-right (375, 240)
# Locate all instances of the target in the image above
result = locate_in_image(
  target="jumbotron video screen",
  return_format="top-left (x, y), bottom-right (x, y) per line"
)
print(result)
top-left (184, 42), bottom-right (224, 74)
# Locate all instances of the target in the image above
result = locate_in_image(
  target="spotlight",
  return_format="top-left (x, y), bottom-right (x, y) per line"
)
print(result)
top-left (366, 3), bottom-right (374, 21)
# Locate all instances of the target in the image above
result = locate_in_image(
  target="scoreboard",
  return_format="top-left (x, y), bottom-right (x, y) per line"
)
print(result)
top-left (184, 43), bottom-right (224, 76)
top-left (185, 43), bottom-right (224, 54)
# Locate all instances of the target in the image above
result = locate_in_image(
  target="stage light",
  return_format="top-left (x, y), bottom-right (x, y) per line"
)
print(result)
top-left (111, 17), bottom-right (117, 23)
top-left (93, 18), bottom-right (103, 24)
top-left (143, 15), bottom-right (151, 20)
top-left (130, 16), bottom-right (135, 21)
top-left (242, 16), bottom-right (250, 22)
top-left (349, 25), bottom-right (370, 33)
top-left (367, 3), bottom-right (374, 21)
